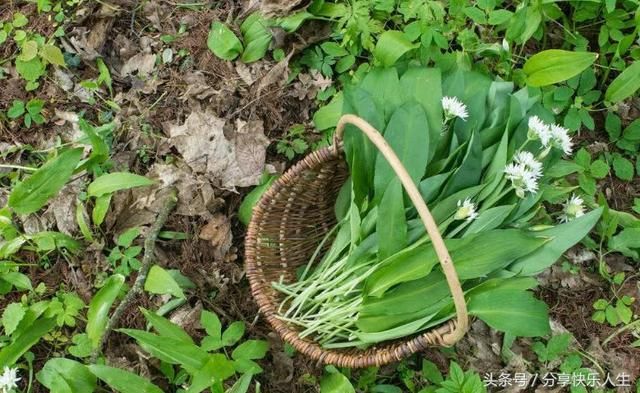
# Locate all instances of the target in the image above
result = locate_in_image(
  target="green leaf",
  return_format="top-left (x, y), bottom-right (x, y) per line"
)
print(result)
top-left (240, 14), bottom-right (272, 63)
top-left (187, 354), bottom-right (235, 393)
top-left (320, 371), bottom-right (355, 393)
top-left (276, 11), bottom-right (313, 33)
top-left (589, 160), bottom-right (610, 179)
top-left (2, 272), bottom-right (32, 291)
top-left (92, 193), bottom-right (111, 226)
top-left (374, 102), bottom-right (430, 199)
top-left (15, 57), bottom-right (46, 82)
top-left (465, 205), bottom-right (514, 234)
top-left (227, 373), bottom-right (254, 393)
top-left (314, 92), bottom-right (343, 130)
top-left (232, 339), bottom-right (269, 360)
top-left (144, 265), bottom-right (185, 298)
top-left (41, 44), bottom-right (66, 66)
top-left (399, 67), bottom-right (442, 162)
top-left (87, 172), bottom-right (154, 197)
top-left (523, 50), bottom-right (598, 87)
top-left (88, 365), bottom-right (163, 393)
top-left (141, 308), bottom-right (194, 344)
top-left (373, 31), bottom-right (418, 67)
top-left (623, 119), bottom-right (640, 142)
top-left (37, 358), bottom-right (97, 393)
top-left (9, 148), bottom-right (83, 215)
top-left (117, 228), bottom-right (140, 248)
top-left (222, 321), bottom-right (245, 346)
top-left (87, 274), bottom-right (124, 348)
top-left (19, 40), bottom-right (38, 61)
top-left (2, 303), bottom-right (25, 336)
top-left (612, 155), bottom-right (634, 181)
top-left (68, 334), bottom-right (93, 358)
top-left (200, 310), bottom-right (222, 341)
top-left (609, 228), bottom-right (640, 259)
top-left (238, 175), bottom-right (277, 226)
top-left (468, 289), bottom-right (550, 337)
top-left (0, 318), bottom-right (56, 368)
top-left (488, 9), bottom-right (513, 24)
top-left (118, 329), bottom-right (208, 373)
top-left (440, 131), bottom-right (483, 197)
top-left (605, 62), bottom-right (640, 103)
top-left (7, 100), bottom-right (25, 119)
top-left (12, 12), bottom-right (29, 27)
top-left (96, 58), bottom-right (112, 93)
top-left (207, 21), bottom-right (243, 60)
top-left (76, 200), bottom-right (94, 241)
top-left (544, 334), bottom-right (572, 361)
top-left (422, 360), bottom-right (443, 384)
top-left (321, 42), bottom-right (348, 57)
top-left (377, 180), bottom-right (407, 260)
top-left (509, 208), bottom-right (603, 275)
top-left (366, 229), bottom-right (544, 297)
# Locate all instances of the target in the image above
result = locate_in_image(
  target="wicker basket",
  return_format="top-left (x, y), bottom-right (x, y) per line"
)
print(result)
top-left (245, 115), bottom-right (469, 367)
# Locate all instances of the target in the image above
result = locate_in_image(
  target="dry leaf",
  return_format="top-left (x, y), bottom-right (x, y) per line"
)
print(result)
top-left (120, 53), bottom-right (156, 77)
top-left (256, 52), bottom-right (293, 94)
top-left (310, 70), bottom-right (332, 91)
top-left (167, 110), bottom-right (269, 189)
top-left (199, 214), bottom-right (233, 261)
top-left (48, 179), bottom-right (82, 235)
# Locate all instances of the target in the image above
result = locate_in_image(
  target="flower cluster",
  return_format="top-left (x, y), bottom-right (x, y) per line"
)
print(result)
top-left (559, 194), bottom-right (585, 222)
top-left (442, 96), bottom-right (468, 121)
top-left (527, 116), bottom-right (573, 155)
top-left (0, 367), bottom-right (19, 393)
top-left (505, 151), bottom-right (544, 198)
top-left (455, 198), bottom-right (478, 222)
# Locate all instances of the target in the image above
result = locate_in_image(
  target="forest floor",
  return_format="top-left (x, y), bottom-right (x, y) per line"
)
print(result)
top-left (0, 1), bottom-right (639, 392)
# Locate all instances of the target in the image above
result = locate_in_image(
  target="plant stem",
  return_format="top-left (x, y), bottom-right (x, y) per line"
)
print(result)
top-left (602, 318), bottom-right (640, 347)
top-left (0, 164), bottom-right (37, 171)
top-left (90, 187), bottom-right (178, 361)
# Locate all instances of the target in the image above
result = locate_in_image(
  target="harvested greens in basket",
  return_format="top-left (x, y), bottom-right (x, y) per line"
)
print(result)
top-left (271, 66), bottom-right (602, 348)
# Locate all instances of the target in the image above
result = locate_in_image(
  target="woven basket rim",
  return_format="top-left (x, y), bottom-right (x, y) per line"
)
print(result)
top-left (245, 145), bottom-right (458, 368)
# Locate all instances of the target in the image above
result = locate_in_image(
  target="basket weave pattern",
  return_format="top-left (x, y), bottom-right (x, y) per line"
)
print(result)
top-left (245, 145), bottom-right (458, 368)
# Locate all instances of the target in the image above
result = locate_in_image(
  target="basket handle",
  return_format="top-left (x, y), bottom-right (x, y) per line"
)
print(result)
top-left (333, 114), bottom-right (469, 346)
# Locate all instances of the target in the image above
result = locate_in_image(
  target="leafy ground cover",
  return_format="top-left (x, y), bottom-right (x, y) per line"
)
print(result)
top-left (0, 0), bottom-right (639, 392)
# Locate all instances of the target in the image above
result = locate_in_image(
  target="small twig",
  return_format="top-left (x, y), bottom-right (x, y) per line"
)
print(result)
top-left (90, 187), bottom-right (178, 361)
top-left (602, 318), bottom-right (640, 347)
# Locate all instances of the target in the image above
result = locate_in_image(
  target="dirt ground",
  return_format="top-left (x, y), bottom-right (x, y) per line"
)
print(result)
top-left (1, 1), bottom-right (639, 392)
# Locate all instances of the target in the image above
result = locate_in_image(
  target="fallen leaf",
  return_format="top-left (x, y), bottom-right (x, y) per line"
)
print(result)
top-left (310, 70), bottom-right (332, 91)
top-left (199, 214), bottom-right (233, 261)
top-left (167, 110), bottom-right (269, 189)
top-left (180, 72), bottom-right (218, 101)
top-left (236, 63), bottom-right (256, 86)
top-left (256, 52), bottom-right (293, 94)
top-left (54, 68), bottom-right (74, 92)
top-left (47, 179), bottom-right (82, 235)
top-left (120, 53), bottom-right (156, 77)
top-left (257, 0), bottom-right (311, 16)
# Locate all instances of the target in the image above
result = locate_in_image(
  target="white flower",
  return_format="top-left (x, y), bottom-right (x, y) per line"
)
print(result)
top-left (0, 367), bottom-right (20, 393)
top-left (550, 124), bottom-right (573, 155)
top-left (442, 96), bottom-right (469, 121)
top-left (504, 151), bottom-right (543, 198)
top-left (527, 116), bottom-right (551, 147)
top-left (522, 172), bottom-right (539, 194)
top-left (455, 198), bottom-right (478, 222)
top-left (513, 151), bottom-right (543, 177)
top-left (559, 194), bottom-right (585, 222)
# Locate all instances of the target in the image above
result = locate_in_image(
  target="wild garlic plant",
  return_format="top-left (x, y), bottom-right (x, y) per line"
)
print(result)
top-left (272, 65), bottom-right (602, 348)
top-left (0, 367), bottom-right (20, 393)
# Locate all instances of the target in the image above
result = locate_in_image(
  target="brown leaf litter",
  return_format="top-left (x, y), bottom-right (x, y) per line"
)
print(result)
top-left (198, 213), bottom-right (233, 262)
top-left (166, 109), bottom-right (270, 190)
